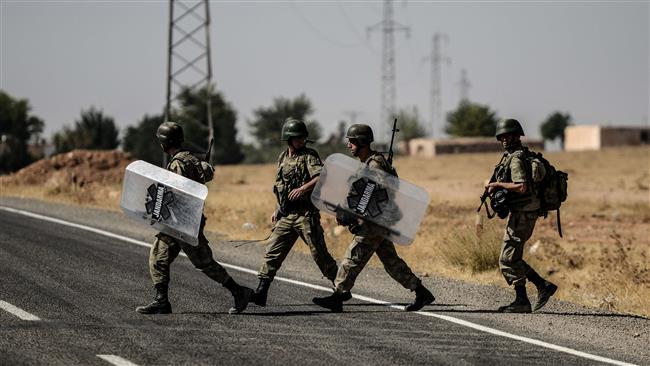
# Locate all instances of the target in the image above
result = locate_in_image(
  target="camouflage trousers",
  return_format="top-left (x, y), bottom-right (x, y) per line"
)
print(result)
top-left (499, 211), bottom-right (538, 286)
top-left (334, 224), bottom-right (421, 293)
top-left (149, 217), bottom-right (231, 286)
top-left (258, 211), bottom-right (338, 281)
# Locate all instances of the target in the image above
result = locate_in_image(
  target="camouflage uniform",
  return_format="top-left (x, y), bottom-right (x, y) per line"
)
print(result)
top-left (257, 147), bottom-right (339, 281)
top-left (334, 152), bottom-right (421, 293)
top-left (149, 150), bottom-right (231, 286)
top-left (494, 147), bottom-right (542, 286)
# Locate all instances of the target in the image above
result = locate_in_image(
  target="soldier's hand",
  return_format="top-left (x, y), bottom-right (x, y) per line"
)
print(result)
top-left (485, 182), bottom-right (499, 193)
top-left (271, 211), bottom-right (277, 223)
top-left (288, 187), bottom-right (305, 201)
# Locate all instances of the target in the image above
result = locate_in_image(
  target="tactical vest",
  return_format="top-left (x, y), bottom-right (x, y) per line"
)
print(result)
top-left (494, 148), bottom-right (538, 211)
top-left (274, 148), bottom-right (320, 213)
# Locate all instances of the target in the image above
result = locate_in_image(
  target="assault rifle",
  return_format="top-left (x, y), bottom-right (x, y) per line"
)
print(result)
top-left (476, 154), bottom-right (507, 219)
top-left (275, 164), bottom-right (302, 221)
top-left (204, 138), bottom-right (213, 163)
top-left (387, 118), bottom-right (399, 167)
top-left (323, 200), bottom-right (400, 237)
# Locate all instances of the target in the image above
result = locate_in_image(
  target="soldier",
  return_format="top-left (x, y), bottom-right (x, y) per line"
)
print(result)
top-left (136, 121), bottom-right (254, 315)
top-left (486, 118), bottom-right (558, 313)
top-left (312, 124), bottom-right (435, 313)
top-left (251, 118), bottom-right (347, 306)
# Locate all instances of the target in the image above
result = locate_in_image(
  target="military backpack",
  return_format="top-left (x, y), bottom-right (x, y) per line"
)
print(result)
top-left (169, 150), bottom-right (214, 184)
top-left (522, 148), bottom-right (568, 236)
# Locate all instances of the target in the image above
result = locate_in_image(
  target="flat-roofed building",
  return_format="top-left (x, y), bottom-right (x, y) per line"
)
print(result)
top-left (408, 137), bottom-right (544, 157)
top-left (564, 125), bottom-right (650, 151)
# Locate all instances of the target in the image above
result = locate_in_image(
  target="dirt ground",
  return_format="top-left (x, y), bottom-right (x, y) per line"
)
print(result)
top-left (1, 146), bottom-right (648, 317)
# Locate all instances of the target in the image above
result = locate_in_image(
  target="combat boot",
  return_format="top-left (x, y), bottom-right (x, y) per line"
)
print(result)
top-left (526, 269), bottom-right (558, 312)
top-left (312, 292), bottom-right (344, 312)
top-left (252, 278), bottom-right (272, 307)
top-left (497, 284), bottom-right (532, 313)
top-left (223, 278), bottom-right (254, 315)
top-left (330, 280), bottom-right (352, 302)
top-left (405, 285), bottom-right (435, 312)
top-left (136, 283), bottom-right (172, 314)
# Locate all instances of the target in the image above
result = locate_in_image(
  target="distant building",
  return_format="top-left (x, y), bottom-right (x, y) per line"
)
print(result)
top-left (408, 137), bottom-right (544, 157)
top-left (564, 125), bottom-right (650, 151)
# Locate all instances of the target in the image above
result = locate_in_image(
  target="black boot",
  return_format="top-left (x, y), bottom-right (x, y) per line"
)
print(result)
top-left (527, 269), bottom-right (557, 311)
top-left (405, 285), bottom-right (435, 312)
top-left (312, 292), bottom-right (344, 313)
top-left (497, 284), bottom-right (531, 313)
top-left (330, 280), bottom-right (352, 302)
top-left (252, 278), bottom-right (272, 307)
top-left (223, 278), bottom-right (254, 315)
top-left (136, 283), bottom-right (172, 314)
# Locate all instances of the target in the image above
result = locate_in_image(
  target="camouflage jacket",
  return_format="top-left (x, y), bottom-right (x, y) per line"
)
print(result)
top-left (274, 147), bottom-right (323, 212)
top-left (495, 146), bottom-right (540, 212)
top-left (167, 150), bottom-right (207, 185)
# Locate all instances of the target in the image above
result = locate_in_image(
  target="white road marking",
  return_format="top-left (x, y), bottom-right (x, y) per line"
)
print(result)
top-left (0, 205), bottom-right (639, 366)
top-left (0, 300), bottom-right (41, 321)
top-left (97, 354), bottom-right (139, 366)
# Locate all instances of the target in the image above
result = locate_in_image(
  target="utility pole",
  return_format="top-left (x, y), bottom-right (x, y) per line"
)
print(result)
top-left (459, 68), bottom-right (471, 102)
top-left (367, 0), bottom-right (409, 143)
top-left (165, 0), bottom-right (214, 148)
top-left (427, 32), bottom-right (450, 139)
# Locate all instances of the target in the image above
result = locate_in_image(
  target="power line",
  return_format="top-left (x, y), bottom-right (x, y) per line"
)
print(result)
top-left (290, 3), bottom-right (367, 48)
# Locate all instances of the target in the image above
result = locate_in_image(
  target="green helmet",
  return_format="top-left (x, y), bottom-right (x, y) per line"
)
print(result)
top-left (346, 124), bottom-right (374, 145)
top-left (281, 118), bottom-right (309, 141)
top-left (156, 121), bottom-right (184, 147)
top-left (495, 118), bottom-right (525, 140)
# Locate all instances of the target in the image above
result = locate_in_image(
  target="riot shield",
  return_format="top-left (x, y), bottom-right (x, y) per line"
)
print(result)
top-left (311, 153), bottom-right (430, 245)
top-left (120, 160), bottom-right (208, 246)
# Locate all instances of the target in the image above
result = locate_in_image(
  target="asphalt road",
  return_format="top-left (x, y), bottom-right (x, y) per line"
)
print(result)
top-left (0, 197), bottom-right (648, 366)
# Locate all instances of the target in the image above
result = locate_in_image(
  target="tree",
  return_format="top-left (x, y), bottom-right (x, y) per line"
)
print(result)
top-left (0, 91), bottom-right (44, 173)
top-left (176, 86), bottom-right (244, 165)
top-left (53, 107), bottom-right (119, 154)
top-left (540, 111), bottom-right (572, 148)
top-left (248, 94), bottom-right (322, 148)
top-left (122, 114), bottom-right (165, 165)
top-left (396, 106), bottom-right (427, 142)
top-left (445, 100), bottom-right (499, 137)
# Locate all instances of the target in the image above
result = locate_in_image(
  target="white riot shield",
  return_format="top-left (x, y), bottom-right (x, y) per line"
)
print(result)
top-left (311, 153), bottom-right (430, 245)
top-left (120, 160), bottom-right (208, 246)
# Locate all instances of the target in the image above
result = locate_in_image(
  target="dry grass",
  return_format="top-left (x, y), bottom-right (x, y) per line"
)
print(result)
top-left (2, 146), bottom-right (649, 317)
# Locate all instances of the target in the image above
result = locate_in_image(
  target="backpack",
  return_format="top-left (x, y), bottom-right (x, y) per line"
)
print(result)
top-left (523, 149), bottom-right (569, 236)
top-left (169, 150), bottom-right (214, 184)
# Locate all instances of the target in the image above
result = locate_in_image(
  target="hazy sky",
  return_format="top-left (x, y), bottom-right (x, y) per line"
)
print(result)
top-left (1, 1), bottom-right (648, 144)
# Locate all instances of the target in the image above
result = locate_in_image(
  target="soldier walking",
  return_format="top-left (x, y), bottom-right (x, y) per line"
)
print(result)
top-left (251, 118), bottom-right (346, 306)
top-left (486, 118), bottom-right (558, 313)
top-left (312, 124), bottom-right (435, 312)
top-left (136, 121), bottom-right (254, 315)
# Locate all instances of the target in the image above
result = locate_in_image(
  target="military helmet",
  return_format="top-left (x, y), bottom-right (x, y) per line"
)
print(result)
top-left (346, 124), bottom-right (374, 145)
top-left (156, 121), bottom-right (184, 147)
top-left (281, 118), bottom-right (309, 141)
top-left (495, 118), bottom-right (525, 140)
